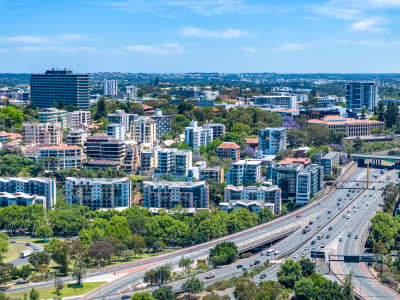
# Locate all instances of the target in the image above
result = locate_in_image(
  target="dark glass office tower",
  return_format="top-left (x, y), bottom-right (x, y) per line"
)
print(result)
top-left (30, 69), bottom-right (90, 109)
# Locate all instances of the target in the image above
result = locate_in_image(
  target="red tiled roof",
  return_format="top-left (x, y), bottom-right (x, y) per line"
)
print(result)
top-left (245, 138), bottom-right (259, 144)
top-left (39, 144), bottom-right (81, 150)
top-left (217, 142), bottom-right (240, 149)
top-left (278, 157), bottom-right (312, 165)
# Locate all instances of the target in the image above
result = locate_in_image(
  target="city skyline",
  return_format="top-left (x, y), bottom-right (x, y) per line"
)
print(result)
top-left (2, 0), bottom-right (400, 73)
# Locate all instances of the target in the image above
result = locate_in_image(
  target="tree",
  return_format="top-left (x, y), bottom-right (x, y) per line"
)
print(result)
top-left (385, 101), bottom-right (398, 128)
top-left (177, 101), bottom-right (194, 114)
top-left (0, 263), bottom-right (16, 284)
top-left (144, 269), bottom-right (158, 286)
top-left (28, 252), bottom-right (51, 271)
top-left (19, 265), bottom-right (32, 282)
top-left (94, 97), bottom-right (107, 120)
top-left (88, 240), bottom-right (114, 266)
top-left (258, 208), bottom-right (274, 223)
top-left (360, 107), bottom-right (367, 120)
top-left (127, 234), bottom-right (145, 257)
top-left (299, 258), bottom-right (315, 277)
top-left (35, 224), bottom-right (53, 239)
top-left (343, 273), bottom-right (354, 300)
top-left (179, 257), bottom-right (193, 273)
top-left (0, 233), bottom-right (8, 261)
top-left (182, 277), bottom-right (204, 298)
top-left (29, 288), bottom-right (40, 300)
top-left (131, 292), bottom-right (156, 300)
top-left (353, 137), bottom-right (363, 151)
top-left (105, 215), bottom-right (132, 242)
top-left (72, 257), bottom-right (87, 285)
top-left (54, 277), bottom-right (64, 298)
top-left (377, 100), bottom-right (385, 122)
top-left (234, 278), bottom-right (257, 300)
top-left (277, 259), bottom-right (303, 288)
top-left (156, 265), bottom-right (171, 285)
top-left (294, 277), bottom-right (314, 300)
top-left (152, 286), bottom-right (177, 300)
top-left (209, 242), bottom-right (238, 267)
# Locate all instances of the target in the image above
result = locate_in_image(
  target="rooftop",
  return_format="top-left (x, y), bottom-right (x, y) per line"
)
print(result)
top-left (217, 142), bottom-right (240, 149)
top-left (245, 138), bottom-right (259, 144)
top-left (322, 151), bottom-right (339, 160)
top-left (278, 157), bottom-right (311, 165)
top-left (39, 144), bottom-right (81, 150)
top-left (308, 115), bottom-right (383, 125)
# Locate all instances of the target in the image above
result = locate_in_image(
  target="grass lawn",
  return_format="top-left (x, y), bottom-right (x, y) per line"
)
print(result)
top-left (6, 282), bottom-right (106, 299)
top-left (4, 243), bottom-right (29, 262)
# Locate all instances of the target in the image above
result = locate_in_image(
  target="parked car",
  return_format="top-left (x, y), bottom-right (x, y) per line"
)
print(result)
top-left (206, 272), bottom-right (215, 279)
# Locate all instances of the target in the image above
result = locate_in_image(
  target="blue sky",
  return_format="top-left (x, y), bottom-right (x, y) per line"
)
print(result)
top-left (1, 0), bottom-right (400, 73)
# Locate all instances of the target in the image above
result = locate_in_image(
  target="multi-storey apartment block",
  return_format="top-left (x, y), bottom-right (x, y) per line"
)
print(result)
top-left (66, 110), bottom-right (91, 128)
top-left (226, 159), bottom-right (263, 186)
top-left (258, 128), bottom-right (287, 155)
top-left (85, 134), bottom-right (126, 162)
top-left (22, 122), bottom-right (62, 146)
top-left (37, 144), bottom-right (83, 171)
top-left (151, 109), bottom-right (171, 140)
top-left (154, 148), bottom-right (192, 178)
top-left (129, 117), bottom-right (157, 146)
top-left (217, 142), bottom-right (240, 161)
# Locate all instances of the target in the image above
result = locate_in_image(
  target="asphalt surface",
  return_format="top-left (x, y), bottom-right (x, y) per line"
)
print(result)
top-left (8, 240), bottom-right (43, 267)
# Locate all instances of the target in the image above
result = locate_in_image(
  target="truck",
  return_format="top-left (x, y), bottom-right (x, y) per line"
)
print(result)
top-left (20, 250), bottom-right (32, 258)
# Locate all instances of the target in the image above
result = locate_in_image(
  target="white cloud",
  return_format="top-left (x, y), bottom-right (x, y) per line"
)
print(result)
top-left (180, 27), bottom-right (247, 39)
top-left (350, 17), bottom-right (387, 32)
top-left (242, 46), bottom-right (256, 54)
top-left (7, 36), bottom-right (49, 43)
top-left (312, 4), bottom-right (361, 20)
top-left (273, 43), bottom-right (307, 52)
top-left (123, 43), bottom-right (184, 55)
top-left (6, 34), bottom-right (88, 44)
top-left (355, 40), bottom-right (385, 47)
top-left (0, 48), bottom-right (8, 53)
top-left (16, 46), bottom-right (96, 53)
top-left (169, 0), bottom-right (261, 16)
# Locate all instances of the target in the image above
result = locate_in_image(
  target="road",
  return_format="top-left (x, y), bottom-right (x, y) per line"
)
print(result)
top-left (8, 240), bottom-right (44, 267)
top-left (82, 164), bottom-right (376, 299)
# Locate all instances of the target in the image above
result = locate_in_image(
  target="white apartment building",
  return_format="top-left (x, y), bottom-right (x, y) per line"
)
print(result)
top-left (104, 79), bottom-right (118, 97)
top-left (22, 122), bottom-right (62, 146)
top-left (184, 121), bottom-right (213, 150)
top-left (129, 117), bottom-right (157, 146)
top-left (66, 110), bottom-right (91, 128)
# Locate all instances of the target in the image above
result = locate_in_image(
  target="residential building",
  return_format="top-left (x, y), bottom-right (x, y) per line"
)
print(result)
top-left (30, 69), bottom-right (90, 109)
top-left (251, 95), bottom-right (297, 109)
top-left (226, 159), bottom-right (262, 186)
top-left (346, 81), bottom-right (378, 111)
top-left (0, 177), bottom-right (56, 209)
top-left (106, 124), bottom-right (126, 140)
top-left (220, 201), bottom-right (274, 215)
top-left (316, 95), bottom-right (345, 106)
top-left (22, 122), bottom-right (62, 146)
top-left (66, 129), bottom-right (88, 146)
top-left (143, 181), bottom-right (209, 209)
top-left (140, 148), bottom-right (158, 175)
top-left (129, 117), bottom-right (157, 146)
top-left (0, 131), bottom-right (22, 143)
top-left (278, 157), bottom-right (312, 166)
top-left (321, 152), bottom-right (340, 175)
top-left (308, 115), bottom-right (384, 137)
top-left (85, 134), bottom-right (126, 162)
top-left (222, 184), bottom-right (281, 214)
top-left (0, 192), bottom-right (46, 209)
top-left (104, 79), bottom-right (118, 97)
top-left (122, 145), bottom-right (141, 174)
top-left (124, 85), bottom-right (137, 100)
top-left (107, 110), bottom-right (134, 130)
top-left (272, 164), bottom-right (324, 205)
top-left (151, 109), bottom-right (171, 139)
top-left (204, 123), bottom-right (226, 140)
top-left (258, 128), bottom-right (287, 155)
top-left (37, 144), bottom-right (83, 171)
top-left (65, 177), bottom-right (131, 209)
top-left (199, 167), bottom-right (225, 183)
top-left (66, 110), bottom-right (91, 128)
top-left (184, 121), bottom-right (213, 150)
top-left (38, 108), bottom-right (67, 128)
top-left (154, 148), bottom-right (192, 178)
top-left (216, 142), bottom-right (240, 161)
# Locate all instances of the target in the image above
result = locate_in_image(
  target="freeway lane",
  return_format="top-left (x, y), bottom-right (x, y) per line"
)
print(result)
top-left (84, 165), bottom-right (367, 299)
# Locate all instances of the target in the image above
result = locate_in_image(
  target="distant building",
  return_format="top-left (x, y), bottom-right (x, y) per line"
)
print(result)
top-left (140, 148), bottom-right (158, 175)
top-left (104, 79), bottom-right (118, 97)
top-left (107, 110), bottom-right (135, 131)
top-left (124, 85), bottom-right (138, 100)
top-left (154, 148), bottom-right (192, 178)
top-left (321, 151), bottom-right (340, 175)
top-left (217, 142), bottom-right (241, 161)
top-left (0, 177), bottom-right (56, 209)
top-left (143, 181), bottom-right (209, 209)
top-left (151, 109), bottom-right (171, 140)
top-left (251, 95), bottom-right (297, 109)
top-left (199, 167), bottom-right (225, 183)
top-left (316, 95), bottom-right (345, 106)
top-left (38, 108), bottom-right (67, 128)
top-left (226, 159), bottom-right (262, 186)
top-left (204, 123), bottom-right (226, 140)
top-left (30, 69), bottom-right (90, 109)
top-left (22, 122), bottom-right (62, 146)
top-left (0, 192), bottom-right (46, 209)
top-left (122, 145), bottom-right (141, 174)
top-left (65, 177), bottom-right (131, 210)
top-left (184, 121), bottom-right (213, 150)
top-left (37, 144), bottom-right (83, 171)
top-left (258, 128), bottom-right (287, 155)
top-left (106, 124), bottom-right (126, 140)
top-left (346, 81), bottom-right (378, 111)
top-left (66, 128), bottom-right (88, 146)
top-left (222, 184), bottom-right (281, 214)
top-left (66, 110), bottom-right (91, 128)
top-left (278, 157), bottom-right (311, 166)
top-left (129, 117), bottom-right (157, 146)
top-left (85, 134), bottom-right (126, 162)
top-left (296, 165), bottom-right (324, 205)
top-left (308, 115), bottom-right (384, 137)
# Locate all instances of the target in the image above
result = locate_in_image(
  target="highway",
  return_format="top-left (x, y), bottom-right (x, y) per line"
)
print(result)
top-left (8, 240), bottom-right (44, 267)
top-left (82, 164), bottom-right (376, 300)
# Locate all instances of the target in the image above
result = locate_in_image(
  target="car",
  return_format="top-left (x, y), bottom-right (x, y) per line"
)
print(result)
top-left (311, 240), bottom-right (316, 245)
top-left (296, 215), bottom-right (301, 218)
top-left (249, 262), bottom-right (254, 267)
top-left (274, 250), bottom-right (280, 255)
top-left (328, 226), bottom-right (332, 231)
top-left (25, 242), bottom-right (31, 246)
top-left (309, 220), bottom-right (313, 225)
top-left (301, 253), bottom-right (306, 258)
top-left (320, 244), bottom-right (325, 248)
top-left (347, 232), bottom-right (352, 237)
top-left (260, 274), bottom-right (266, 279)
top-left (9, 239), bottom-right (16, 243)
top-left (326, 234), bottom-right (330, 239)
top-left (304, 246), bottom-right (309, 250)
top-left (337, 203), bottom-right (340, 206)
top-left (354, 235), bottom-right (358, 239)
top-left (293, 254), bottom-right (298, 259)
top-left (121, 296), bottom-right (131, 300)
top-left (339, 237), bottom-right (343, 242)
top-left (338, 198), bottom-right (342, 201)
top-left (237, 264), bottom-right (243, 269)
top-left (242, 267), bottom-right (247, 271)
top-left (254, 260), bottom-right (260, 265)
top-left (317, 216), bottom-right (320, 219)
top-left (206, 272), bottom-right (215, 279)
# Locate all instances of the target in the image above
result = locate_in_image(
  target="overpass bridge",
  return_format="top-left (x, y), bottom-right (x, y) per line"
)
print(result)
top-left (351, 153), bottom-right (400, 169)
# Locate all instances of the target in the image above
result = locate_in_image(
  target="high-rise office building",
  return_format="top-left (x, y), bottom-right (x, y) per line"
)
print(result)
top-left (30, 69), bottom-right (90, 109)
top-left (258, 128), bottom-right (287, 155)
top-left (104, 79), bottom-right (118, 97)
top-left (346, 81), bottom-right (378, 111)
